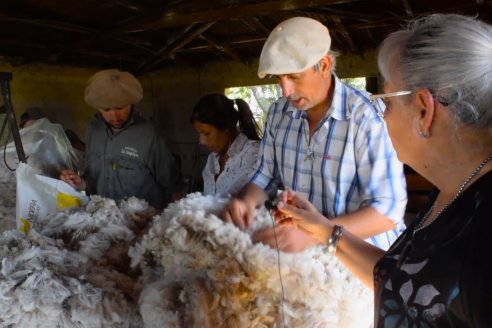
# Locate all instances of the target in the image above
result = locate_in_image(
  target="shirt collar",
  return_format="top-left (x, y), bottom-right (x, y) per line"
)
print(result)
top-left (213, 133), bottom-right (248, 160)
top-left (228, 133), bottom-right (249, 156)
top-left (96, 106), bottom-right (137, 133)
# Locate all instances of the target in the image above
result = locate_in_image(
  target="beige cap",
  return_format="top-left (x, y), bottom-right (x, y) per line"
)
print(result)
top-left (84, 69), bottom-right (143, 109)
top-left (258, 17), bottom-right (331, 78)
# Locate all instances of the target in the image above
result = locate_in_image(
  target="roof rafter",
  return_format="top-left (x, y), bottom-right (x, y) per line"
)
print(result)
top-left (401, 0), bottom-right (414, 16)
top-left (199, 34), bottom-right (244, 63)
top-left (137, 22), bottom-right (216, 73)
top-left (121, 0), bottom-right (364, 31)
top-left (331, 16), bottom-right (358, 52)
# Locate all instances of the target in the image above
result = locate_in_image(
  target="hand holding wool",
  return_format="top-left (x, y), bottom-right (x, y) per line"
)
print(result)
top-left (59, 169), bottom-right (86, 190)
top-left (221, 196), bottom-right (256, 230)
top-left (252, 225), bottom-right (322, 252)
top-left (274, 189), bottom-right (333, 244)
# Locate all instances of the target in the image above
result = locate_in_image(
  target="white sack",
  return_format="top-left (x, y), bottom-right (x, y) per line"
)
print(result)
top-left (16, 163), bottom-right (88, 233)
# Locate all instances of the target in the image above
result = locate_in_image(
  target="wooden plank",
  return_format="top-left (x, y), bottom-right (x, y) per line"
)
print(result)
top-left (331, 16), bottom-right (358, 52)
top-left (121, 0), bottom-right (365, 31)
top-left (137, 22), bottom-right (215, 73)
top-left (199, 34), bottom-right (244, 63)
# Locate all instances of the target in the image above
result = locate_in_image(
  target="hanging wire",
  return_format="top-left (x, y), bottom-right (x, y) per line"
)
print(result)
top-left (0, 113), bottom-right (16, 171)
top-left (266, 208), bottom-right (286, 328)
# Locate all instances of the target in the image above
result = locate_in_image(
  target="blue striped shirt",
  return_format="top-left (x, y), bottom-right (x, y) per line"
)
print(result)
top-left (251, 75), bottom-right (407, 250)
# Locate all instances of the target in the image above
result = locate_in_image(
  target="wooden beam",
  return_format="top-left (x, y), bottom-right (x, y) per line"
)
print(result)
top-left (199, 34), bottom-right (244, 63)
top-left (5, 46), bottom-right (140, 66)
top-left (143, 23), bottom-right (198, 60)
top-left (350, 2), bottom-right (490, 31)
top-left (249, 17), bottom-right (272, 35)
top-left (121, 0), bottom-right (365, 31)
top-left (184, 37), bottom-right (266, 51)
top-left (0, 38), bottom-right (47, 50)
top-left (0, 10), bottom-right (156, 55)
top-left (0, 12), bottom-right (91, 33)
top-left (401, 0), bottom-right (414, 17)
top-left (137, 22), bottom-right (215, 73)
top-left (113, 0), bottom-right (146, 11)
top-left (239, 18), bottom-right (260, 34)
top-left (305, 7), bottom-right (379, 21)
top-left (168, 22), bottom-right (216, 57)
top-left (111, 0), bottom-right (187, 32)
top-left (331, 16), bottom-right (358, 52)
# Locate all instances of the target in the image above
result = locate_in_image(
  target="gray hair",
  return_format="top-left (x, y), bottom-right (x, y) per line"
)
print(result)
top-left (377, 14), bottom-right (492, 130)
top-left (314, 50), bottom-right (338, 73)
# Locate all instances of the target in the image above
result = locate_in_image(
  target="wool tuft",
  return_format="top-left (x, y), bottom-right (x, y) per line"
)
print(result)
top-left (2, 188), bottom-right (373, 327)
top-left (0, 196), bottom-right (152, 327)
top-left (131, 193), bottom-right (373, 327)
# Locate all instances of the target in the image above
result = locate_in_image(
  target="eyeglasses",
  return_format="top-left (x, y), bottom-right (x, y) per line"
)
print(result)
top-left (369, 91), bottom-right (412, 119)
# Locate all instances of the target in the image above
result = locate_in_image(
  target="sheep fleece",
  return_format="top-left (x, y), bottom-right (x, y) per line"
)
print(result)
top-left (131, 193), bottom-right (373, 328)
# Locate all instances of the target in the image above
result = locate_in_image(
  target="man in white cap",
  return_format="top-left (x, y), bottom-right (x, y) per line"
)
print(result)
top-left (60, 69), bottom-right (182, 209)
top-left (222, 17), bottom-right (407, 252)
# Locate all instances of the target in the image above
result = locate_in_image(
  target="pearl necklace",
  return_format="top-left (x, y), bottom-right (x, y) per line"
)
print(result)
top-left (413, 153), bottom-right (492, 235)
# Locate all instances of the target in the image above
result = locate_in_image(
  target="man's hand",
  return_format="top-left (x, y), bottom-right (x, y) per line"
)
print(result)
top-left (252, 226), bottom-right (322, 253)
top-left (221, 197), bottom-right (256, 230)
top-left (59, 169), bottom-right (86, 190)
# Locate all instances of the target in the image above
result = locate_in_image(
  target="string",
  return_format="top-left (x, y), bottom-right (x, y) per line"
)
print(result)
top-left (303, 121), bottom-right (314, 161)
top-left (267, 208), bottom-right (286, 328)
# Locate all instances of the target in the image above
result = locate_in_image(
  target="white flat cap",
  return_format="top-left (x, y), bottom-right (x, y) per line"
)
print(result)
top-left (258, 17), bottom-right (331, 78)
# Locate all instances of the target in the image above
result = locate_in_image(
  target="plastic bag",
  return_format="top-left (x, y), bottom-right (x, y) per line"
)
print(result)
top-left (3, 117), bottom-right (83, 178)
top-left (16, 162), bottom-right (88, 234)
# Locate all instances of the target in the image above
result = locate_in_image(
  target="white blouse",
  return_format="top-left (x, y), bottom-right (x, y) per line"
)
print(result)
top-left (202, 133), bottom-right (260, 197)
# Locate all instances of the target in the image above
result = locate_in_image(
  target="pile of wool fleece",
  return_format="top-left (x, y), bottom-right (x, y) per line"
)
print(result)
top-left (0, 195), bottom-right (157, 328)
top-left (130, 193), bottom-right (373, 328)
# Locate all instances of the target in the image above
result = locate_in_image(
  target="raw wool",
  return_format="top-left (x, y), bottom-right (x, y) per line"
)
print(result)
top-left (131, 193), bottom-right (373, 328)
top-left (0, 196), bottom-right (157, 328)
top-left (138, 278), bottom-right (182, 328)
top-left (35, 196), bottom-right (135, 260)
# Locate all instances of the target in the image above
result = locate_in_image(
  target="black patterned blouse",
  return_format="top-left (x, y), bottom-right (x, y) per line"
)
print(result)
top-left (374, 170), bottom-right (492, 327)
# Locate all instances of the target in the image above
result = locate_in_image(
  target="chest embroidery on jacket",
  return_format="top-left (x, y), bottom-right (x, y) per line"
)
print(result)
top-left (121, 146), bottom-right (139, 158)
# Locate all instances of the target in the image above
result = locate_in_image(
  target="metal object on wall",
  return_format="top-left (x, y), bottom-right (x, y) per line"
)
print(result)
top-left (0, 72), bottom-right (26, 163)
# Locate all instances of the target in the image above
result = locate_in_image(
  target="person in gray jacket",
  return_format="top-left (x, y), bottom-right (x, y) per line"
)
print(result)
top-left (60, 69), bottom-right (182, 209)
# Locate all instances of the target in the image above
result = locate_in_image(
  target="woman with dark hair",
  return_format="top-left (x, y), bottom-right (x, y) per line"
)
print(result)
top-left (190, 93), bottom-right (261, 197)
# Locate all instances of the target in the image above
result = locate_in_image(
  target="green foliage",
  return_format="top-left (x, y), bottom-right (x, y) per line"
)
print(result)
top-left (226, 77), bottom-right (366, 127)
top-left (225, 84), bottom-right (281, 127)
top-left (341, 77), bottom-right (366, 90)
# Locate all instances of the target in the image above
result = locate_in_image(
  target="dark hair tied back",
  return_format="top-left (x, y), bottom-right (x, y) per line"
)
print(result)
top-left (190, 93), bottom-right (261, 140)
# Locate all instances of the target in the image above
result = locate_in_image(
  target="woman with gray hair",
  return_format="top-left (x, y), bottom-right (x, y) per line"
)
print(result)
top-left (268, 14), bottom-right (492, 326)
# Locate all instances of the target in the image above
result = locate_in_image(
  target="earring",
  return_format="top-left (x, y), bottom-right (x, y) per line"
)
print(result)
top-left (419, 130), bottom-right (428, 138)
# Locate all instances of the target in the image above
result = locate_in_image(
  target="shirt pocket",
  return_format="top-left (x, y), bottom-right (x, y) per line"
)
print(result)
top-left (114, 156), bottom-right (151, 193)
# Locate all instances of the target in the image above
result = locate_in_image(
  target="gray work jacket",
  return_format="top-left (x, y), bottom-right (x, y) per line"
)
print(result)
top-left (84, 110), bottom-right (181, 209)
